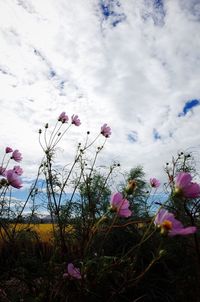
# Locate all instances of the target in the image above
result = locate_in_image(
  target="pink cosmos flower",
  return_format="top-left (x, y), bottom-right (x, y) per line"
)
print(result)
top-left (5, 147), bottom-right (13, 153)
top-left (71, 115), bottom-right (81, 126)
top-left (6, 169), bottom-right (23, 189)
top-left (11, 150), bottom-right (22, 162)
top-left (150, 178), bottom-right (161, 188)
top-left (0, 166), bottom-right (6, 176)
top-left (58, 112), bottom-right (69, 123)
top-left (110, 192), bottom-right (132, 218)
top-left (174, 172), bottom-right (200, 199)
top-left (101, 123), bottom-right (111, 138)
top-left (13, 166), bottom-right (23, 176)
top-left (63, 263), bottom-right (82, 280)
top-left (154, 208), bottom-right (197, 236)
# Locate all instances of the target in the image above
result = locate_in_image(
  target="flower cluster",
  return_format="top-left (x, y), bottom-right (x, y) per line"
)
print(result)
top-left (0, 147), bottom-right (23, 189)
top-left (58, 112), bottom-right (81, 126)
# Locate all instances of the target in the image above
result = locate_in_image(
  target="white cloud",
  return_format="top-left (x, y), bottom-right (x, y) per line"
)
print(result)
top-left (0, 0), bottom-right (200, 190)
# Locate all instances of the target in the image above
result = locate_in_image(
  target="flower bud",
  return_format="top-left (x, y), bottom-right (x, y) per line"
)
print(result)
top-left (125, 180), bottom-right (137, 195)
top-left (159, 249), bottom-right (166, 257)
top-left (0, 178), bottom-right (8, 186)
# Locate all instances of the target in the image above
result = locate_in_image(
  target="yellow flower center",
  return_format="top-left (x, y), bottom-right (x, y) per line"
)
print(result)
top-left (174, 186), bottom-right (183, 197)
top-left (161, 220), bottom-right (172, 231)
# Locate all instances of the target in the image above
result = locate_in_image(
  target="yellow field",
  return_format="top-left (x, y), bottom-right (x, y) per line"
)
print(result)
top-left (0, 223), bottom-right (74, 243)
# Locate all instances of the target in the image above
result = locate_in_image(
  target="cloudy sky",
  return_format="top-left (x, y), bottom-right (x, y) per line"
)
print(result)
top-left (1, 0), bottom-right (200, 194)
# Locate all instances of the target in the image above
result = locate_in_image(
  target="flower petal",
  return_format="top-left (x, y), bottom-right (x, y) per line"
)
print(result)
top-left (176, 172), bottom-right (192, 188)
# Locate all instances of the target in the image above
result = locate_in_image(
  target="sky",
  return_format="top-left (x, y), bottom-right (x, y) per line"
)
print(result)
top-left (1, 0), bottom-right (200, 202)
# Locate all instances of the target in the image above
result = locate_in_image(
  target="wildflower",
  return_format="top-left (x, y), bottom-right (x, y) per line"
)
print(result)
top-left (13, 166), bottom-right (23, 176)
top-left (0, 166), bottom-right (6, 176)
top-left (101, 123), bottom-right (111, 138)
top-left (174, 172), bottom-right (200, 199)
top-left (58, 112), bottom-right (69, 123)
top-left (5, 147), bottom-right (13, 153)
top-left (125, 179), bottom-right (137, 195)
top-left (110, 192), bottom-right (132, 217)
top-left (150, 178), bottom-right (161, 188)
top-left (6, 169), bottom-right (23, 189)
top-left (11, 150), bottom-right (22, 162)
top-left (154, 209), bottom-right (196, 236)
top-left (71, 114), bottom-right (81, 126)
top-left (64, 263), bottom-right (82, 280)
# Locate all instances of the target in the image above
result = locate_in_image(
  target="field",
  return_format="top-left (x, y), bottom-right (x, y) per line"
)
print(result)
top-left (0, 223), bottom-right (74, 243)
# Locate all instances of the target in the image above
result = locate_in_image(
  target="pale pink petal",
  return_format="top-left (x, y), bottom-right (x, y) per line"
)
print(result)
top-left (119, 208), bottom-right (132, 217)
top-left (183, 183), bottom-right (200, 198)
top-left (176, 172), bottom-right (192, 188)
top-left (111, 192), bottom-right (123, 207)
top-left (67, 263), bottom-right (81, 279)
top-left (150, 178), bottom-right (161, 188)
top-left (101, 123), bottom-right (111, 138)
top-left (6, 169), bottom-right (23, 189)
top-left (5, 147), bottom-right (13, 153)
top-left (11, 150), bottom-right (22, 162)
top-left (119, 199), bottom-right (130, 210)
top-left (154, 209), bottom-right (173, 225)
top-left (169, 226), bottom-right (197, 236)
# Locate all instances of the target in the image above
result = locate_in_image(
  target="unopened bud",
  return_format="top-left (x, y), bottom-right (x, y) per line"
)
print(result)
top-left (125, 179), bottom-right (137, 195)
top-left (45, 123), bottom-right (48, 129)
top-left (159, 249), bottom-right (166, 257)
top-left (0, 178), bottom-right (8, 186)
top-left (39, 129), bottom-right (42, 134)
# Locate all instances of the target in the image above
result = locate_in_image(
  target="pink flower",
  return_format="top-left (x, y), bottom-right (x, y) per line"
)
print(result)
top-left (6, 169), bottom-right (23, 189)
top-left (150, 178), bottom-right (161, 188)
top-left (110, 192), bottom-right (132, 217)
top-left (5, 147), bottom-right (13, 153)
top-left (58, 112), bottom-right (69, 123)
top-left (64, 263), bottom-right (82, 280)
top-left (174, 172), bottom-right (200, 199)
top-left (154, 209), bottom-right (197, 236)
top-left (11, 150), bottom-right (22, 162)
top-left (0, 166), bottom-right (6, 176)
top-left (71, 115), bottom-right (81, 126)
top-left (101, 124), bottom-right (111, 138)
top-left (13, 166), bottom-right (23, 176)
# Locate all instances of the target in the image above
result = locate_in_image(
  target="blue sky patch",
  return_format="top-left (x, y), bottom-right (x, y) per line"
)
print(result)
top-left (153, 128), bottom-right (161, 140)
top-left (99, 0), bottom-right (126, 28)
top-left (143, 0), bottom-right (166, 26)
top-left (49, 69), bottom-right (56, 78)
top-left (178, 99), bottom-right (200, 117)
top-left (127, 131), bottom-right (138, 143)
